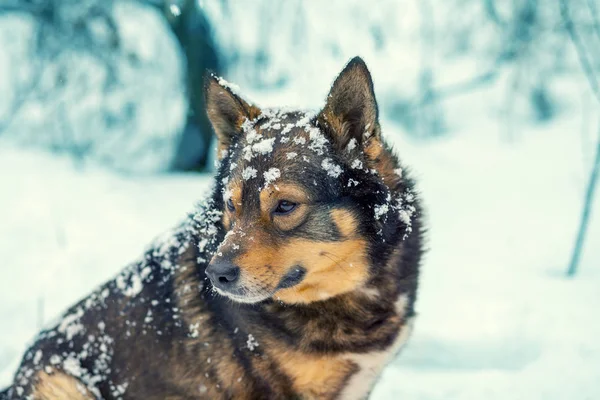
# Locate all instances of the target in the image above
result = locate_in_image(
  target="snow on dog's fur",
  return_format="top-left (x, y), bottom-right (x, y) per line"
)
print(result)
top-left (1, 57), bottom-right (423, 400)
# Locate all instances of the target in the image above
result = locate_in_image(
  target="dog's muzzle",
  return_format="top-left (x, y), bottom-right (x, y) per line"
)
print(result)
top-left (206, 261), bottom-right (240, 291)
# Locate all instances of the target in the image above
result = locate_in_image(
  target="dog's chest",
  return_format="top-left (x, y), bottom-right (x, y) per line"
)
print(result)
top-left (268, 319), bottom-right (414, 400)
top-left (337, 317), bottom-right (414, 400)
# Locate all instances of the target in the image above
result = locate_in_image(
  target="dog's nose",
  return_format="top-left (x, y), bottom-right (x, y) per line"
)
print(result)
top-left (206, 261), bottom-right (240, 289)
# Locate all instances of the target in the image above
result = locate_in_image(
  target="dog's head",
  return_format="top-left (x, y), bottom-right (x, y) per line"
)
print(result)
top-left (204, 57), bottom-right (408, 304)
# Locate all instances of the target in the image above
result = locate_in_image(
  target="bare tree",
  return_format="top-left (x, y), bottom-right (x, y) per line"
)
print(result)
top-left (559, 0), bottom-right (600, 276)
top-left (0, 0), bottom-right (121, 160)
top-left (0, 0), bottom-right (214, 172)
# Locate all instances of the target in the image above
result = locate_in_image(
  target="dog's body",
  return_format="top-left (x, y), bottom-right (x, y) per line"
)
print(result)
top-left (2, 58), bottom-right (423, 400)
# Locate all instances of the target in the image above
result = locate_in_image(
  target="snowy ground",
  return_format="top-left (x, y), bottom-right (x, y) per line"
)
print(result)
top-left (1, 79), bottom-right (600, 399)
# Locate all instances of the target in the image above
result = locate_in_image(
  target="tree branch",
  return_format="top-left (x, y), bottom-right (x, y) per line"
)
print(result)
top-left (567, 127), bottom-right (600, 276)
top-left (560, 0), bottom-right (600, 276)
top-left (559, 0), bottom-right (600, 103)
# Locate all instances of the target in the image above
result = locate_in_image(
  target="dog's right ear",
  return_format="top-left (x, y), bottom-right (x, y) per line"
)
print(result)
top-left (317, 57), bottom-right (379, 153)
top-left (204, 73), bottom-right (261, 158)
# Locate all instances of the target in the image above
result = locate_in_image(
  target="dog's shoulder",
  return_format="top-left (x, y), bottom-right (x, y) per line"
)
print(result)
top-left (8, 222), bottom-right (200, 399)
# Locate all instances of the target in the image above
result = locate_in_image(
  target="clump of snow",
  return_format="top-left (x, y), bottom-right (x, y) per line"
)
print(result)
top-left (244, 128), bottom-right (261, 144)
top-left (286, 152), bottom-right (298, 159)
top-left (242, 166), bottom-right (258, 180)
top-left (189, 322), bottom-right (200, 338)
top-left (281, 123), bottom-right (294, 135)
top-left (241, 118), bottom-right (256, 135)
top-left (347, 178), bottom-right (360, 187)
top-left (307, 127), bottom-right (328, 155)
top-left (246, 334), bottom-right (259, 351)
top-left (374, 204), bottom-right (389, 221)
top-left (215, 75), bottom-right (242, 96)
top-left (263, 168), bottom-right (281, 187)
top-left (252, 138), bottom-right (276, 155)
top-left (58, 307), bottom-right (85, 340)
top-left (242, 137), bottom-right (276, 161)
top-left (321, 158), bottom-right (343, 178)
top-left (32, 350), bottom-right (42, 366)
top-left (351, 159), bottom-right (363, 169)
top-left (62, 356), bottom-right (83, 377)
top-left (346, 138), bottom-right (358, 152)
top-left (393, 189), bottom-right (416, 239)
top-left (293, 137), bottom-right (306, 145)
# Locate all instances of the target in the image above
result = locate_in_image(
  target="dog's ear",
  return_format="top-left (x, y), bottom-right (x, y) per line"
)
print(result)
top-left (317, 57), bottom-right (379, 152)
top-left (205, 73), bottom-right (261, 159)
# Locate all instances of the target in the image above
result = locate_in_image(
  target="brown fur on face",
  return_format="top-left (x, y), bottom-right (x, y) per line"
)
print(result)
top-left (222, 233), bottom-right (370, 304)
top-left (213, 184), bottom-right (370, 304)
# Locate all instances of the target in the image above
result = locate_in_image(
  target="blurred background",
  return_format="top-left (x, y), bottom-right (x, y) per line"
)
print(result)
top-left (1, 0), bottom-right (599, 398)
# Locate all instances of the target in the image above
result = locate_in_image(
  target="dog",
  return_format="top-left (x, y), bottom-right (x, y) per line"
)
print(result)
top-left (1, 57), bottom-right (423, 400)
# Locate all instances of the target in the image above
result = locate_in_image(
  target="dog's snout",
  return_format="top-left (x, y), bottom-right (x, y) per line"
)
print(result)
top-left (206, 261), bottom-right (240, 289)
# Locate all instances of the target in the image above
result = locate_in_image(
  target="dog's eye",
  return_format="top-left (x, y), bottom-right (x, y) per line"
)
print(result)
top-left (274, 200), bottom-right (297, 215)
top-left (226, 198), bottom-right (235, 212)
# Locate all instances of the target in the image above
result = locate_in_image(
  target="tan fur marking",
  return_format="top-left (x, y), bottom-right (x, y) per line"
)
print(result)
top-left (321, 110), bottom-right (349, 143)
top-left (222, 185), bottom-right (242, 229)
top-left (272, 238), bottom-right (369, 303)
top-left (330, 209), bottom-right (358, 238)
top-left (219, 186), bottom-right (370, 304)
top-left (259, 184), bottom-right (312, 231)
top-left (364, 137), bottom-right (401, 189)
top-left (245, 104), bottom-right (262, 121)
top-left (267, 346), bottom-right (355, 399)
top-left (227, 232), bottom-right (369, 304)
top-left (32, 371), bottom-right (94, 400)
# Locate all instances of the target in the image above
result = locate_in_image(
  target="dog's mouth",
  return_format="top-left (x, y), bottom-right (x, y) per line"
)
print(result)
top-left (212, 286), bottom-right (272, 304)
top-left (212, 265), bottom-right (307, 304)
top-left (276, 266), bottom-right (306, 289)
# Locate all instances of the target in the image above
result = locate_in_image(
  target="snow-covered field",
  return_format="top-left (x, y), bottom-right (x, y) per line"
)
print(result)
top-left (1, 0), bottom-right (600, 397)
top-left (1, 75), bottom-right (599, 399)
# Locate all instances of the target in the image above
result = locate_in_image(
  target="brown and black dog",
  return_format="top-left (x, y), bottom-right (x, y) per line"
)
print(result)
top-left (1, 57), bottom-right (423, 400)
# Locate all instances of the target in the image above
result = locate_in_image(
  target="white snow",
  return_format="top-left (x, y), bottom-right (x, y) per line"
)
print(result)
top-left (246, 334), bottom-right (259, 351)
top-left (263, 168), bottom-right (281, 187)
top-left (1, 89), bottom-right (599, 397)
top-left (321, 158), bottom-right (343, 178)
top-left (351, 159), bottom-right (363, 169)
top-left (347, 138), bottom-right (358, 152)
top-left (242, 166), bottom-right (258, 180)
top-left (57, 307), bottom-right (85, 341)
top-left (2, 2), bottom-right (600, 396)
top-left (252, 138), bottom-right (276, 155)
top-left (374, 204), bottom-right (389, 221)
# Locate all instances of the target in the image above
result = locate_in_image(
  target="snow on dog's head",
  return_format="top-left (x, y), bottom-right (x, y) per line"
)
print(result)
top-left (203, 57), bottom-right (416, 304)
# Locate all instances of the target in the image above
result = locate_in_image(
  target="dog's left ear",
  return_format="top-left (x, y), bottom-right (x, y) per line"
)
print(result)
top-left (205, 73), bottom-right (261, 159)
top-left (317, 57), bottom-right (379, 152)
